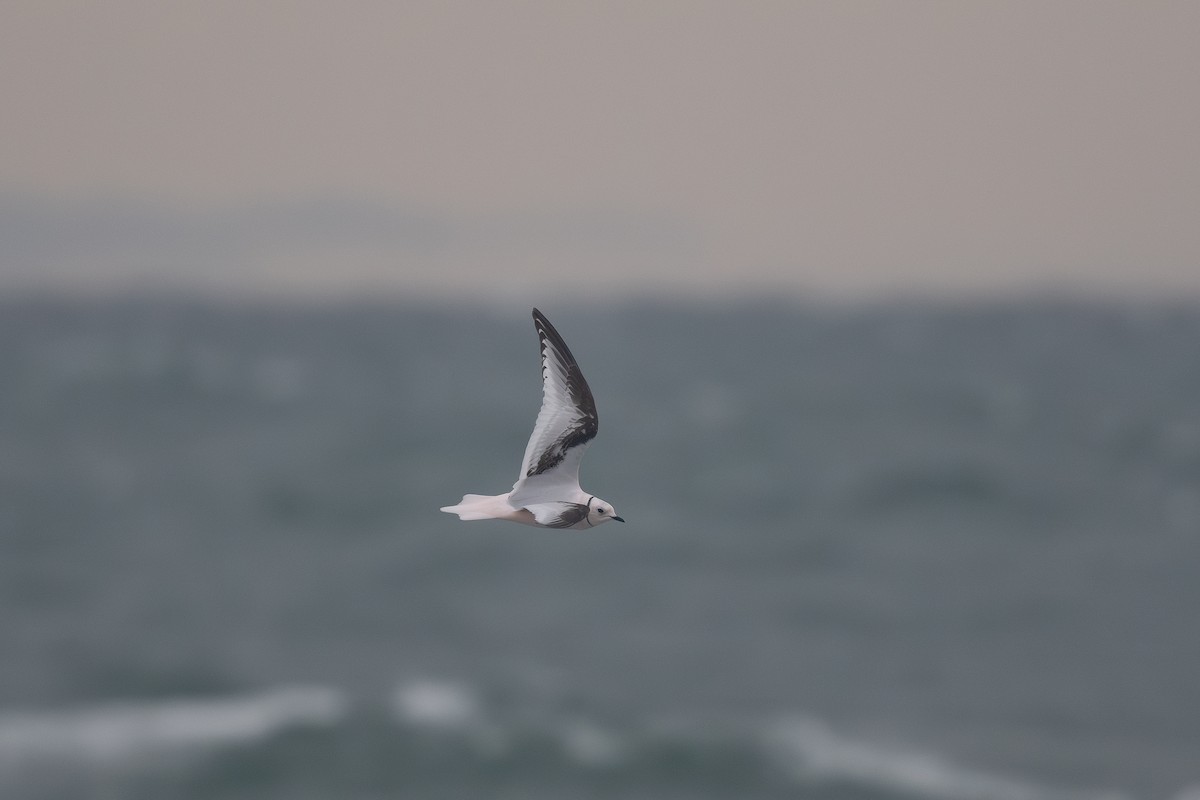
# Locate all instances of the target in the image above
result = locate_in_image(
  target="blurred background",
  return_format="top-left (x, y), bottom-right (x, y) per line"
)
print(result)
top-left (2, 3), bottom-right (1199, 799)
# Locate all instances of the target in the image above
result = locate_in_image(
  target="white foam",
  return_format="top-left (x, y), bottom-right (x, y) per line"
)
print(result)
top-left (389, 679), bottom-right (626, 768)
top-left (765, 717), bottom-right (1128, 800)
top-left (388, 679), bottom-right (515, 759)
top-left (560, 719), bottom-right (624, 767)
top-left (0, 686), bottom-right (347, 764)
top-left (390, 679), bottom-right (478, 729)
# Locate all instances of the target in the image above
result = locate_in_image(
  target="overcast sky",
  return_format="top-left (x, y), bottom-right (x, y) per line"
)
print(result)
top-left (2, 1), bottom-right (1198, 301)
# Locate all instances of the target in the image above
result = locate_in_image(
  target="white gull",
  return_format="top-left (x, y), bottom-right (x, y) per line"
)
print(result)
top-left (440, 308), bottom-right (624, 529)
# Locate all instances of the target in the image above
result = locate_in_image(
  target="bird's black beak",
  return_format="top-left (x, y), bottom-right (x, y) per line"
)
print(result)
top-left (612, 516), bottom-right (625, 523)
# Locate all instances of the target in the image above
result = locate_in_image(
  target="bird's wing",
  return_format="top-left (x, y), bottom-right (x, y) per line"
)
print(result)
top-left (523, 501), bottom-right (591, 528)
top-left (508, 309), bottom-right (598, 506)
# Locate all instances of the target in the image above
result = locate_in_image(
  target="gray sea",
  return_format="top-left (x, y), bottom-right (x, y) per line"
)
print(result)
top-left (1, 298), bottom-right (1198, 800)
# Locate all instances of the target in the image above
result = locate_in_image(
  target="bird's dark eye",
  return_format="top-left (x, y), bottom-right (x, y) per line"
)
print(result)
top-left (598, 508), bottom-right (606, 514)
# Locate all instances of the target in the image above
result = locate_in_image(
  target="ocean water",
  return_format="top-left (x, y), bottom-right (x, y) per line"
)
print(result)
top-left (1, 298), bottom-right (1198, 800)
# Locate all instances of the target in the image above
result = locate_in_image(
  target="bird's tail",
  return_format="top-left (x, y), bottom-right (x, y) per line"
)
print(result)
top-left (440, 494), bottom-right (505, 521)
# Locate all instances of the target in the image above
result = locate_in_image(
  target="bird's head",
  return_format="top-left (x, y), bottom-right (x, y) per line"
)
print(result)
top-left (587, 497), bottom-right (625, 526)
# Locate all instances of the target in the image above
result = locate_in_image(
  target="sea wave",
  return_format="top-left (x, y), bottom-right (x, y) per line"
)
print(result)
top-left (0, 680), bottom-right (1138, 800)
top-left (0, 685), bottom-right (347, 764)
top-left (383, 678), bottom-right (1126, 800)
top-left (764, 716), bottom-right (1128, 800)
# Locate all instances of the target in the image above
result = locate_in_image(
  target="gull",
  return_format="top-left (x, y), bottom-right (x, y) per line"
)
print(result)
top-left (440, 309), bottom-right (624, 529)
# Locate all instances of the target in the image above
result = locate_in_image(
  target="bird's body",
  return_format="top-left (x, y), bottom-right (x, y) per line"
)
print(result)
top-left (440, 490), bottom-right (604, 530)
top-left (440, 309), bottom-right (624, 529)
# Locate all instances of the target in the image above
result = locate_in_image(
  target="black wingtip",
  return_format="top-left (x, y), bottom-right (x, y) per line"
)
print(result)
top-left (530, 309), bottom-right (579, 369)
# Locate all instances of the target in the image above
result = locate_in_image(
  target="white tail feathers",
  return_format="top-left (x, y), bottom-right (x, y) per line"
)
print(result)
top-left (440, 494), bottom-right (499, 521)
top-left (440, 493), bottom-right (536, 526)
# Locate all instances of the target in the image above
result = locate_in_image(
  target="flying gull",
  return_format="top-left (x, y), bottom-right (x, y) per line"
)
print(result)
top-left (440, 308), bottom-right (624, 529)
